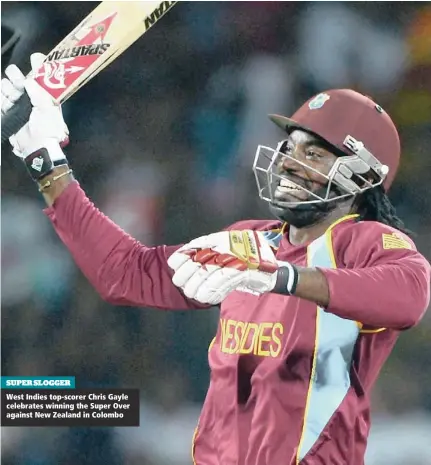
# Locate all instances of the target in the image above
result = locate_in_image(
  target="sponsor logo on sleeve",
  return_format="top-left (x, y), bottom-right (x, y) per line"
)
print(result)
top-left (382, 232), bottom-right (412, 250)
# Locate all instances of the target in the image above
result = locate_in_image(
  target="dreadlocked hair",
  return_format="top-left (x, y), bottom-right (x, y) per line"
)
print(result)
top-left (354, 185), bottom-right (414, 238)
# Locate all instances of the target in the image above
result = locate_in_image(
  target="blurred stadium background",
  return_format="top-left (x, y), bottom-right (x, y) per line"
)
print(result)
top-left (1, 2), bottom-right (430, 465)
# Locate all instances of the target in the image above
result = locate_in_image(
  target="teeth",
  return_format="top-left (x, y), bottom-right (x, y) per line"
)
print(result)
top-left (279, 179), bottom-right (300, 190)
top-left (277, 186), bottom-right (298, 194)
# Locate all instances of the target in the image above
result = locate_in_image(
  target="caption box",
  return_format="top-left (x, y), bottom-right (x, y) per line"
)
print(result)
top-left (1, 389), bottom-right (139, 427)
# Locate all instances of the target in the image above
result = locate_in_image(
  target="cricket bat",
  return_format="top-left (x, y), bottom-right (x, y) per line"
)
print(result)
top-left (1, 0), bottom-right (177, 143)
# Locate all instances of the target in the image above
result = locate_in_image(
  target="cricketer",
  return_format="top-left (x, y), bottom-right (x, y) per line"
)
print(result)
top-left (2, 53), bottom-right (430, 465)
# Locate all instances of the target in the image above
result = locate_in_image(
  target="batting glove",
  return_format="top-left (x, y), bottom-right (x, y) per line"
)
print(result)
top-left (167, 230), bottom-right (299, 305)
top-left (1, 53), bottom-right (69, 180)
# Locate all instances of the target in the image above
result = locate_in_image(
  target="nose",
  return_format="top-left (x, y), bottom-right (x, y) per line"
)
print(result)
top-left (280, 146), bottom-right (305, 173)
top-left (281, 155), bottom-right (296, 171)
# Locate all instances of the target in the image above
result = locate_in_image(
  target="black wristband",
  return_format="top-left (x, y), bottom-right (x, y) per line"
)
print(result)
top-left (273, 264), bottom-right (299, 296)
top-left (24, 148), bottom-right (67, 181)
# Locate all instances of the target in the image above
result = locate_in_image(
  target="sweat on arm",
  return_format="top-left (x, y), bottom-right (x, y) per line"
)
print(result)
top-left (44, 181), bottom-right (207, 310)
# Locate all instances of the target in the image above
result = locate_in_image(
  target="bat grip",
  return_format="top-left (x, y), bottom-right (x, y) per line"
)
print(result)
top-left (1, 93), bottom-right (33, 144)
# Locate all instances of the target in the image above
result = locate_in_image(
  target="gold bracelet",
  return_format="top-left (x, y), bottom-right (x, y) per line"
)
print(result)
top-left (38, 169), bottom-right (73, 192)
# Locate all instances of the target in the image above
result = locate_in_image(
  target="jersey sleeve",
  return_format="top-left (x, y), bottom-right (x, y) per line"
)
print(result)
top-left (43, 181), bottom-right (207, 310)
top-left (318, 221), bottom-right (431, 329)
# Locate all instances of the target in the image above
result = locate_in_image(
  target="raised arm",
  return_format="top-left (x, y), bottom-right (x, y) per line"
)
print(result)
top-left (2, 55), bottom-right (206, 311)
top-left (44, 179), bottom-right (205, 310)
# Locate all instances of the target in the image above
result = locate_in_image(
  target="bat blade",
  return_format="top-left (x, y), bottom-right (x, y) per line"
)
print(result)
top-left (33, 0), bottom-right (177, 103)
top-left (1, 0), bottom-right (177, 143)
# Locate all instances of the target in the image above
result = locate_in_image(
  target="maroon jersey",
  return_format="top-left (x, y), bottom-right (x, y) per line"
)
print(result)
top-left (45, 182), bottom-right (430, 465)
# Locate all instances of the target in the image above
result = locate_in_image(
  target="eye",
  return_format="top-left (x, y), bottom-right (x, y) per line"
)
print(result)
top-left (283, 144), bottom-right (294, 155)
top-left (305, 149), bottom-right (323, 160)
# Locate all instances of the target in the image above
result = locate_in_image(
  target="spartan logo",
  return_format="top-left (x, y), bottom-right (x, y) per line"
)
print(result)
top-left (35, 44), bottom-right (111, 90)
top-left (45, 43), bottom-right (110, 63)
top-left (144, 1), bottom-right (176, 30)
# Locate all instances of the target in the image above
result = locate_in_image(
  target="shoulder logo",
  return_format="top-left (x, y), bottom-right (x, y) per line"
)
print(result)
top-left (382, 232), bottom-right (412, 250)
top-left (308, 93), bottom-right (330, 110)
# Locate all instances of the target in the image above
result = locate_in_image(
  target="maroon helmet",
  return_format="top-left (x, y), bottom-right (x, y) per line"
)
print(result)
top-left (253, 89), bottom-right (400, 210)
top-left (269, 89), bottom-right (400, 191)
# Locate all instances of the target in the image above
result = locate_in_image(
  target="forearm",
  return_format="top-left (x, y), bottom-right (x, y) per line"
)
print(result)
top-left (272, 265), bottom-right (330, 307)
top-left (38, 165), bottom-right (75, 207)
top-left (43, 179), bottom-right (206, 310)
top-left (282, 263), bottom-right (430, 329)
top-left (293, 267), bottom-right (330, 308)
top-left (3, 56), bottom-right (202, 310)
top-left (318, 264), bottom-right (429, 329)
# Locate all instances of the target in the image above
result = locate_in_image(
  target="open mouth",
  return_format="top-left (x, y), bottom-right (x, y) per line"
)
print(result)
top-left (276, 178), bottom-right (303, 193)
top-left (274, 177), bottom-right (308, 201)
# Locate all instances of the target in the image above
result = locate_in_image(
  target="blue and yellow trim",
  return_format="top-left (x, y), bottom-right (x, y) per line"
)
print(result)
top-left (262, 222), bottom-right (288, 250)
top-left (265, 214), bottom-right (384, 461)
top-left (296, 214), bottom-right (363, 463)
top-left (359, 326), bottom-right (386, 334)
top-left (208, 337), bottom-right (216, 352)
top-left (191, 426), bottom-right (198, 465)
top-left (325, 214), bottom-right (386, 334)
top-left (296, 246), bottom-right (321, 465)
top-left (325, 214), bottom-right (359, 268)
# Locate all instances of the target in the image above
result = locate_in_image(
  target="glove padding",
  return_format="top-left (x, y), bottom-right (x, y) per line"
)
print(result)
top-left (1, 63), bottom-right (26, 115)
top-left (1, 53), bottom-right (69, 166)
top-left (167, 230), bottom-right (279, 305)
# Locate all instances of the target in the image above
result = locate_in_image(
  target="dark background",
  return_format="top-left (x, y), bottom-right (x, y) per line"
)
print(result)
top-left (1, 2), bottom-right (430, 464)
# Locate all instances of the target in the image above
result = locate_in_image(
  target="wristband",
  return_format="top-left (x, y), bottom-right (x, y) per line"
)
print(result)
top-left (273, 263), bottom-right (299, 296)
top-left (24, 141), bottom-right (67, 180)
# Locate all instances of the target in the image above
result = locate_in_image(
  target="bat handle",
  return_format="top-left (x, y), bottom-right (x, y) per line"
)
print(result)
top-left (1, 92), bottom-right (33, 144)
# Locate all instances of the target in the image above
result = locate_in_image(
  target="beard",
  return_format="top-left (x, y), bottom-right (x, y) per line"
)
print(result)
top-left (269, 201), bottom-right (335, 228)
top-left (269, 185), bottom-right (350, 228)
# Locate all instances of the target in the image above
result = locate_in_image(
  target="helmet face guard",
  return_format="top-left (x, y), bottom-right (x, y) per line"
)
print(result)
top-left (253, 135), bottom-right (389, 208)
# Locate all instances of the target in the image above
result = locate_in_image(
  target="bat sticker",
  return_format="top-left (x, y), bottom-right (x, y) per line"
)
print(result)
top-left (33, 13), bottom-right (116, 97)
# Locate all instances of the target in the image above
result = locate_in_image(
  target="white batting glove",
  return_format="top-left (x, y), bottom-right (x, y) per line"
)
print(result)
top-left (168, 230), bottom-right (297, 305)
top-left (1, 63), bottom-right (26, 116)
top-left (1, 53), bottom-right (69, 179)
